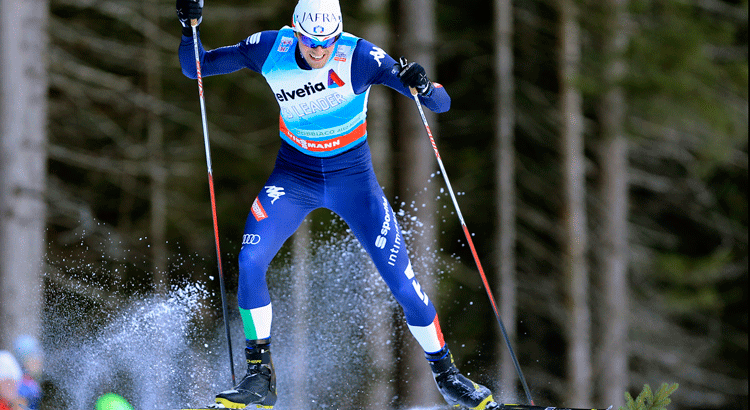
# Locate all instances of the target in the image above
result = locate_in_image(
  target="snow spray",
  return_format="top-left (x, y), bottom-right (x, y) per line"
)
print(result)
top-left (41, 188), bottom-right (465, 409)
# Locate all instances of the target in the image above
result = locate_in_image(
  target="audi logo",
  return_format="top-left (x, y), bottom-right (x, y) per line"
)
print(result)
top-left (242, 234), bottom-right (262, 245)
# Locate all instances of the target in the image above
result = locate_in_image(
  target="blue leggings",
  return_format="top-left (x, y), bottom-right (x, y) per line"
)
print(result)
top-left (237, 141), bottom-right (438, 330)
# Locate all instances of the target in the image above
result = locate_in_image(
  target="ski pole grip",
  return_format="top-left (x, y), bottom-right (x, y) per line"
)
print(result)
top-left (398, 57), bottom-right (419, 97)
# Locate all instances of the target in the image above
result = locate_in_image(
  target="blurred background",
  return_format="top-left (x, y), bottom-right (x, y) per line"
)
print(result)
top-left (0, 0), bottom-right (746, 409)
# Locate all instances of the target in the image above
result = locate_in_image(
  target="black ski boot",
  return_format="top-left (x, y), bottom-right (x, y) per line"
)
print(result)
top-left (427, 346), bottom-right (497, 410)
top-left (214, 339), bottom-right (277, 409)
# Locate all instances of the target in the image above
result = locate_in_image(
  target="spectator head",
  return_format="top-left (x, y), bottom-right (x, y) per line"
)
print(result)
top-left (14, 335), bottom-right (43, 380)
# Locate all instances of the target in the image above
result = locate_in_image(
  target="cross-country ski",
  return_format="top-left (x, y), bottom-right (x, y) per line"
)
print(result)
top-left (491, 406), bottom-right (613, 410)
top-left (171, 404), bottom-right (614, 410)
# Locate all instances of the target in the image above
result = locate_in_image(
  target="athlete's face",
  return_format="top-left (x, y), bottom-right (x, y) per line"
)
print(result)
top-left (296, 33), bottom-right (336, 69)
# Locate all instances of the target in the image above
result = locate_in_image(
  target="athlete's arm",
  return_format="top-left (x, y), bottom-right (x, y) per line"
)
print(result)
top-left (179, 30), bottom-right (278, 79)
top-left (350, 39), bottom-right (450, 113)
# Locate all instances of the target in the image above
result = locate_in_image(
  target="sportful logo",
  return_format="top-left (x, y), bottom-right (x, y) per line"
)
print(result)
top-left (370, 196), bottom-right (403, 266)
top-left (265, 186), bottom-right (285, 204)
top-left (375, 196), bottom-right (392, 249)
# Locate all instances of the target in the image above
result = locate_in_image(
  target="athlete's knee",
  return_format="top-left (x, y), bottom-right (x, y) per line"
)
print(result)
top-left (238, 245), bottom-right (270, 283)
top-left (391, 277), bottom-right (432, 313)
top-left (390, 279), bottom-right (416, 304)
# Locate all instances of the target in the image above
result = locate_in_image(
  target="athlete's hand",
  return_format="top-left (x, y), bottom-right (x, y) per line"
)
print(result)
top-left (396, 57), bottom-right (434, 97)
top-left (176, 0), bottom-right (203, 28)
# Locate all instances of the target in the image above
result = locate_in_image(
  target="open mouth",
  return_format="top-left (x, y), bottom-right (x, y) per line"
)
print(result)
top-left (309, 51), bottom-right (326, 61)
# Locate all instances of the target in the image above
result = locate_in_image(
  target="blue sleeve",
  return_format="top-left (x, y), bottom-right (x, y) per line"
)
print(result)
top-left (350, 39), bottom-right (450, 114)
top-left (179, 30), bottom-right (278, 79)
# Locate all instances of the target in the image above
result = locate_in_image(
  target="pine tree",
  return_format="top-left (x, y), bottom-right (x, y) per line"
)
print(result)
top-left (619, 383), bottom-right (679, 410)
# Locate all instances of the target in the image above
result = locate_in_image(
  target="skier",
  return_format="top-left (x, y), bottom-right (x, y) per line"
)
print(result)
top-left (176, 0), bottom-right (498, 408)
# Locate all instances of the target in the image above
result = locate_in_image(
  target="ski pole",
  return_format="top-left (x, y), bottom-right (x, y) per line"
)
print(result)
top-left (401, 58), bottom-right (534, 405)
top-left (191, 19), bottom-right (236, 386)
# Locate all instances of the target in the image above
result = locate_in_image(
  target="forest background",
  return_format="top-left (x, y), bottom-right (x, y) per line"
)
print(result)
top-left (0, 0), bottom-right (746, 409)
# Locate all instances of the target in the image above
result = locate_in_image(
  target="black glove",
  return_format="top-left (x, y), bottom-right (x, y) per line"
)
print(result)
top-left (396, 57), bottom-right (434, 97)
top-left (176, 0), bottom-right (203, 29)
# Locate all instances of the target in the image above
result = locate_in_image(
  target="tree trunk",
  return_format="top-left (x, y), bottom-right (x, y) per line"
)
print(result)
top-left (494, 0), bottom-right (519, 402)
top-left (0, 0), bottom-right (49, 350)
top-left (558, 0), bottom-right (592, 405)
top-left (397, 0), bottom-right (441, 406)
top-left (363, 0), bottom-right (396, 407)
top-left (144, 0), bottom-right (168, 293)
top-left (596, 0), bottom-right (630, 405)
top-left (363, 0), bottom-right (394, 196)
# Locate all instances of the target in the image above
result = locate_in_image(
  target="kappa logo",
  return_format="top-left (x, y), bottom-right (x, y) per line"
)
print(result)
top-left (370, 46), bottom-right (385, 67)
top-left (265, 186), bottom-right (286, 204)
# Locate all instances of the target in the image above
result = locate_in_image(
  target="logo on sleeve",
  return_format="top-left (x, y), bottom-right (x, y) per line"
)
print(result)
top-left (278, 36), bottom-right (294, 52)
top-left (246, 32), bottom-right (262, 45)
top-left (370, 47), bottom-right (385, 67)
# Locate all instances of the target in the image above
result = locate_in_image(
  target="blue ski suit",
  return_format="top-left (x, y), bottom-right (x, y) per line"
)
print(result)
top-left (179, 27), bottom-right (451, 354)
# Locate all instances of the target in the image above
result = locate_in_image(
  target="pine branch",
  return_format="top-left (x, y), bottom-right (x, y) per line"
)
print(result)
top-left (620, 383), bottom-right (679, 410)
